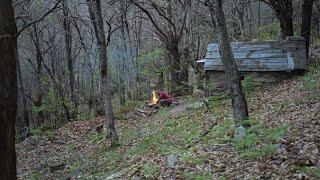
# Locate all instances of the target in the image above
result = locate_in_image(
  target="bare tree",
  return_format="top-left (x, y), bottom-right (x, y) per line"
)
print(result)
top-left (118, 0), bottom-right (128, 105)
top-left (86, 0), bottom-right (118, 146)
top-left (17, 52), bottom-right (30, 129)
top-left (30, 24), bottom-right (45, 125)
top-left (0, 0), bottom-right (18, 178)
top-left (300, 0), bottom-right (314, 58)
top-left (62, 0), bottom-right (77, 119)
top-left (206, 0), bottom-right (249, 121)
top-left (131, 0), bottom-right (192, 93)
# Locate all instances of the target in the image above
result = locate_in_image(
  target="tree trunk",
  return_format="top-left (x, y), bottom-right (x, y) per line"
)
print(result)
top-left (87, 0), bottom-right (118, 146)
top-left (247, 1), bottom-right (253, 40)
top-left (167, 44), bottom-right (188, 94)
top-left (195, 36), bottom-right (204, 90)
top-left (31, 25), bottom-right (45, 125)
top-left (236, 3), bottom-right (245, 40)
top-left (208, 0), bottom-right (249, 121)
top-left (133, 12), bottom-right (143, 99)
top-left (275, 0), bottom-right (294, 39)
top-left (182, 48), bottom-right (191, 92)
top-left (0, 0), bottom-right (18, 178)
top-left (315, 2), bottom-right (320, 38)
top-left (119, 16), bottom-right (127, 105)
top-left (279, 14), bottom-right (294, 39)
top-left (300, 0), bottom-right (314, 58)
top-left (170, 46), bottom-right (182, 89)
top-left (73, 20), bottom-right (95, 112)
top-left (17, 55), bottom-right (30, 129)
top-left (63, 0), bottom-right (76, 119)
top-left (158, 72), bottom-right (164, 90)
top-left (261, 0), bottom-right (294, 39)
top-left (117, 44), bottom-right (126, 105)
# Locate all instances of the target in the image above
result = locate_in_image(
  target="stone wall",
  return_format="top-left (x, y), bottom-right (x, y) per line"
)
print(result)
top-left (205, 71), bottom-right (295, 95)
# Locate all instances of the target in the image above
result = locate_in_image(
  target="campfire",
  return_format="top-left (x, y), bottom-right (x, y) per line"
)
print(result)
top-left (135, 90), bottom-right (160, 117)
top-left (151, 90), bottom-right (159, 105)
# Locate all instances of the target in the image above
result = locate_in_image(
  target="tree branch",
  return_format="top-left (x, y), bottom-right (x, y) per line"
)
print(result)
top-left (15, 0), bottom-right (62, 38)
top-left (130, 0), bottom-right (168, 42)
top-left (149, 1), bottom-right (176, 30)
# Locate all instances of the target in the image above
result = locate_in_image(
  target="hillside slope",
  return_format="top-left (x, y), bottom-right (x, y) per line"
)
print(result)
top-left (17, 53), bottom-right (319, 179)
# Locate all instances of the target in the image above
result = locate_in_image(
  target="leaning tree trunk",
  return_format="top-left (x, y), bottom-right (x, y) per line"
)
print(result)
top-left (87, 0), bottom-right (118, 146)
top-left (0, 0), bottom-right (18, 178)
top-left (300, 0), bottom-right (314, 58)
top-left (209, 0), bottom-right (249, 121)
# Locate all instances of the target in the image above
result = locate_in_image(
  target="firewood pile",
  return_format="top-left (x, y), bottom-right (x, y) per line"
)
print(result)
top-left (134, 90), bottom-right (160, 117)
top-left (134, 101), bottom-right (161, 117)
top-left (134, 107), bottom-right (158, 117)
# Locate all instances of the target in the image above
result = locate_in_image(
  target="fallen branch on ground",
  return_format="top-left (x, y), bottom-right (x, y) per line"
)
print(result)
top-left (134, 108), bottom-right (158, 117)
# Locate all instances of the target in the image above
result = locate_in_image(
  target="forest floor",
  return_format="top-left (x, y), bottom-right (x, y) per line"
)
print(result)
top-left (17, 52), bottom-right (320, 179)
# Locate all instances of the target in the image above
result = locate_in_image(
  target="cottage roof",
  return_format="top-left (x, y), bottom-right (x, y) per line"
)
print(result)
top-left (203, 37), bottom-right (307, 72)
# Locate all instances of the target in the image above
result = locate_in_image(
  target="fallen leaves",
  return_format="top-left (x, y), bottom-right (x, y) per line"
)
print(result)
top-left (16, 52), bottom-right (320, 179)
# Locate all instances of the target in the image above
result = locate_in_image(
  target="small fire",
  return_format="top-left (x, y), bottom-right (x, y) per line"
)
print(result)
top-left (151, 90), bottom-right (159, 105)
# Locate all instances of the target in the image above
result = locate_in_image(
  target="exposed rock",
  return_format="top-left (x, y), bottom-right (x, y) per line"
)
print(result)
top-left (234, 125), bottom-right (246, 139)
top-left (139, 128), bottom-right (149, 137)
top-left (167, 154), bottom-right (178, 168)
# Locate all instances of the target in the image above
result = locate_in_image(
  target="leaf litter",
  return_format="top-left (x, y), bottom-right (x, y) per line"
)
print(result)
top-left (17, 51), bottom-right (320, 179)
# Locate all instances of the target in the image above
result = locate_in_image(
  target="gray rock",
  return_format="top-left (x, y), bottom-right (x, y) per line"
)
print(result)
top-left (204, 163), bottom-right (212, 174)
top-left (167, 154), bottom-right (178, 168)
top-left (234, 125), bottom-right (246, 139)
top-left (139, 128), bottom-right (149, 137)
top-left (274, 143), bottom-right (282, 149)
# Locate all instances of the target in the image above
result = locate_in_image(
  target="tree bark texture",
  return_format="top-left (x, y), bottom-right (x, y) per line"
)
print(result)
top-left (31, 25), bottom-right (45, 125)
top-left (262, 0), bottom-right (294, 39)
top-left (0, 0), bottom-right (18, 178)
top-left (17, 54), bottom-right (30, 130)
top-left (208, 0), bottom-right (249, 121)
top-left (300, 0), bottom-right (314, 58)
top-left (119, 16), bottom-right (127, 105)
top-left (87, 0), bottom-right (118, 146)
top-left (168, 45), bottom-right (183, 89)
top-left (63, 0), bottom-right (76, 119)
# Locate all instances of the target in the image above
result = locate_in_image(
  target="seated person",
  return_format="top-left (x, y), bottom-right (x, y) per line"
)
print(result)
top-left (157, 90), bottom-right (173, 107)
